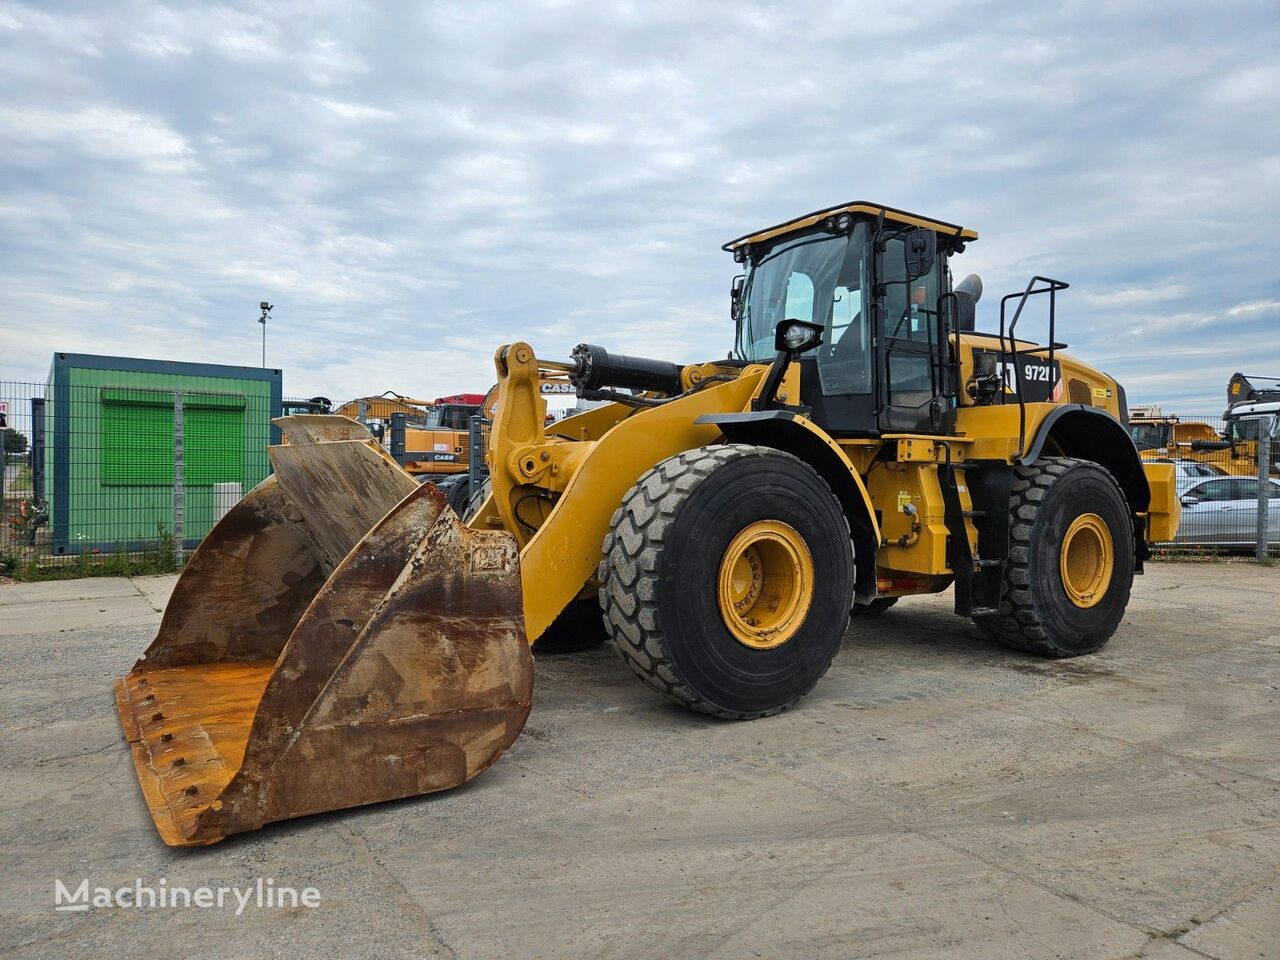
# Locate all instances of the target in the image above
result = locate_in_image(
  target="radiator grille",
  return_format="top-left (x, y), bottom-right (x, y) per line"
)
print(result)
top-left (1068, 378), bottom-right (1092, 405)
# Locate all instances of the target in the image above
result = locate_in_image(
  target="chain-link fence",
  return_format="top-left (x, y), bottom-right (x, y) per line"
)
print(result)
top-left (2, 362), bottom-right (289, 578)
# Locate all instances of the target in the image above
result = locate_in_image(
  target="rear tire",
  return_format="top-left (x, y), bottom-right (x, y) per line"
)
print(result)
top-left (600, 444), bottom-right (854, 719)
top-left (976, 457), bottom-right (1134, 657)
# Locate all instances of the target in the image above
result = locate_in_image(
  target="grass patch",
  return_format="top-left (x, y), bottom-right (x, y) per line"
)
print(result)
top-left (3, 525), bottom-right (184, 581)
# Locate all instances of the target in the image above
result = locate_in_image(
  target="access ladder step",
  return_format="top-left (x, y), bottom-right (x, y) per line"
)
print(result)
top-left (973, 558), bottom-right (1003, 568)
top-left (970, 606), bottom-right (1000, 617)
top-left (963, 509), bottom-right (988, 519)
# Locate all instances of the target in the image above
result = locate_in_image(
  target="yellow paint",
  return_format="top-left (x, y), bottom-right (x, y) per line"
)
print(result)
top-left (895, 437), bottom-right (940, 462)
top-left (333, 395), bottom-right (428, 420)
top-left (716, 520), bottom-right (814, 650)
top-left (953, 332), bottom-right (1125, 423)
top-left (476, 326), bottom-right (1177, 635)
top-left (761, 414), bottom-right (882, 547)
top-left (401, 425), bottom-right (468, 476)
top-left (499, 352), bottom-right (766, 642)
top-left (488, 344), bottom-right (552, 549)
top-left (724, 202), bottom-right (978, 251)
top-left (1142, 461), bottom-right (1181, 542)
top-left (1060, 513), bottom-right (1114, 608)
top-left (865, 460), bottom-right (956, 577)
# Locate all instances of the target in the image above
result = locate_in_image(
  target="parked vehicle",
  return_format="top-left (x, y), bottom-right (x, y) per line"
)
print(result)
top-left (1174, 476), bottom-right (1280, 546)
top-left (1156, 458), bottom-right (1227, 493)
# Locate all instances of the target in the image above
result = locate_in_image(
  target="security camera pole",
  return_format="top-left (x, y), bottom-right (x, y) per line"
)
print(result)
top-left (258, 301), bottom-right (273, 367)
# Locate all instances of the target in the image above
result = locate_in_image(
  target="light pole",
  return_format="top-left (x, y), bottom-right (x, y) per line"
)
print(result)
top-left (258, 301), bottom-right (272, 367)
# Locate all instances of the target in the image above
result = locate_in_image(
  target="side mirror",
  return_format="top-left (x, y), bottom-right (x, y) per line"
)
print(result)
top-left (730, 274), bottom-right (745, 320)
top-left (774, 319), bottom-right (824, 355)
top-left (904, 228), bottom-right (936, 280)
top-left (1180, 494), bottom-right (1199, 506)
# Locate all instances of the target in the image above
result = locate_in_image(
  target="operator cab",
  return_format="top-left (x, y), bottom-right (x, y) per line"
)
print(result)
top-left (726, 202), bottom-right (978, 437)
top-left (424, 402), bottom-right (480, 430)
top-left (1128, 417), bottom-right (1174, 452)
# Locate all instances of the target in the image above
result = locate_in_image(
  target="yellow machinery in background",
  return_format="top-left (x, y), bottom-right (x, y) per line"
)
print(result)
top-left (1128, 374), bottom-right (1280, 479)
top-left (115, 201), bottom-right (1179, 846)
top-left (1222, 374), bottom-right (1280, 478)
top-left (1128, 406), bottom-right (1238, 471)
top-left (334, 392), bottom-right (485, 478)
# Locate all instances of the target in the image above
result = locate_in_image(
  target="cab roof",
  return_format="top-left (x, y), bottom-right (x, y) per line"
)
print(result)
top-left (722, 201), bottom-right (979, 253)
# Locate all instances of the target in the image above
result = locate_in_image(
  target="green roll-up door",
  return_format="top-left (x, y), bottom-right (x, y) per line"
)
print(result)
top-left (102, 389), bottom-right (174, 486)
top-left (100, 388), bottom-right (245, 487)
top-left (185, 403), bottom-right (244, 485)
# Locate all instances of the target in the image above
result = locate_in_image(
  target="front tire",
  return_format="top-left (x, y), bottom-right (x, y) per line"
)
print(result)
top-left (976, 457), bottom-right (1134, 657)
top-left (599, 444), bottom-right (855, 719)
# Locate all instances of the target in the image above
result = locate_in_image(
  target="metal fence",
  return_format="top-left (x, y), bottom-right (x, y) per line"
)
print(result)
top-left (461, 410), bottom-right (1279, 562)
top-left (3, 385), bottom-right (1276, 577)
top-left (467, 415), bottom-right (492, 495)
top-left (1131, 412), bottom-right (1278, 560)
top-left (1, 379), bottom-right (293, 577)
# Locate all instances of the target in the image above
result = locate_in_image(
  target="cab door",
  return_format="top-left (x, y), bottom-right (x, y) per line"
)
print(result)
top-left (874, 232), bottom-right (951, 435)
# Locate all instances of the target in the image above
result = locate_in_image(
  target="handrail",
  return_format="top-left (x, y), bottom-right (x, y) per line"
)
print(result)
top-left (999, 276), bottom-right (1069, 459)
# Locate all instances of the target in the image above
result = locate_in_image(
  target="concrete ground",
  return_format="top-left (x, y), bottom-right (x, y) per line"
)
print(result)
top-left (1, 564), bottom-right (1277, 960)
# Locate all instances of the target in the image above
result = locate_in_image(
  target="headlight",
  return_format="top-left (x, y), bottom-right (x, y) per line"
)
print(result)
top-left (774, 319), bottom-right (824, 354)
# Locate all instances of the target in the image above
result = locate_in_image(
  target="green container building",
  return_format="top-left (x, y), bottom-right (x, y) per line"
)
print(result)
top-left (44, 353), bottom-right (282, 554)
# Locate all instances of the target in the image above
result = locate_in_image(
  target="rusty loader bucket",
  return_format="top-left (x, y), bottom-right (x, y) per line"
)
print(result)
top-left (114, 416), bottom-right (533, 847)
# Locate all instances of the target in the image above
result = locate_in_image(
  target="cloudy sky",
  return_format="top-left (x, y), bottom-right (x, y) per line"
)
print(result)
top-left (1, 0), bottom-right (1277, 413)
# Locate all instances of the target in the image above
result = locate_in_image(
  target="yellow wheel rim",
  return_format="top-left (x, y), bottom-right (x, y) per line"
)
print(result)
top-left (1060, 513), bottom-right (1114, 609)
top-left (717, 520), bottom-right (814, 650)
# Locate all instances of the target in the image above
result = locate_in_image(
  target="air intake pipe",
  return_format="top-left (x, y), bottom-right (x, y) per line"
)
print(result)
top-left (569, 343), bottom-right (684, 395)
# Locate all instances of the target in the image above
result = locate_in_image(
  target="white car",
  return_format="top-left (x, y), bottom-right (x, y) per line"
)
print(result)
top-left (1160, 458), bottom-right (1227, 494)
top-left (1175, 476), bottom-right (1280, 546)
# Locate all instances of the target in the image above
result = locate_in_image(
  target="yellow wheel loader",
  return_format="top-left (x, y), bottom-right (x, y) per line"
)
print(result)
top-left (115, 202), bottom-right (1181, 846)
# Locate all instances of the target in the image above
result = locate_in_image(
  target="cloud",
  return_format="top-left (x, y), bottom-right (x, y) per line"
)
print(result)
top-left (1225, 299), bottom-right (1280, 318)
top-left (0, 105), bottom-right (190, 169)
top-left (0, 0), bottom-right (1277, 420)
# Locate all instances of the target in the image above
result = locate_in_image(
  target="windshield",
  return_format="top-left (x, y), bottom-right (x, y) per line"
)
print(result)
top-left (423, 405), bottom-right (476, 430)
top-left (1227, 415), bottom-right (1280, 442)
top-left (736, 225), bottom-right (864, 363)
top-left (1129, 422), bottom-right (1172, 450)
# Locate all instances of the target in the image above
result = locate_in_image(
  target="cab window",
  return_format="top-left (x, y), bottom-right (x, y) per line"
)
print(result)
top-left (782, 273), bottom-right (815, 325)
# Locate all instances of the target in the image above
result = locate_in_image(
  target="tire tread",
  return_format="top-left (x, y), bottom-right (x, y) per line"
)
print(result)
top-left (976, 456), bottom-right (1132, 656)
top-left (599, 444), bottom-right (851, 719)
